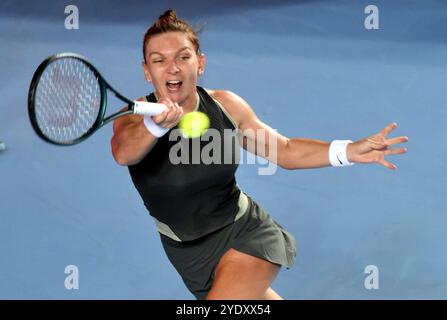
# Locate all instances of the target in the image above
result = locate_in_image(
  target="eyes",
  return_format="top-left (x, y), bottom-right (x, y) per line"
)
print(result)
top-left (151, 55), bottom-right (191, 64)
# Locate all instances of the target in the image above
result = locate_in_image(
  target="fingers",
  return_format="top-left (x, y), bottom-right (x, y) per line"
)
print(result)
top-left (164, 103), bottom-right (183, 127)
top-left (386, 135), bottom-right (409, 146)
top-left (152, 110), bottom-right (168, 124)
top-left (367, 138), bottom-right (388, 147)
top-left (377, 146), bottom-right (407, 170)
top-left (363, 123), bottom-right (408, 170)
top-left (384, 147), bottom-right (407, 156)
top-left (368, 135), bottom-right (408, 149)
top-left (152, 97), bottom-right (174, 123)
top-left (152, 98), bottom-right (183, 128)
top-left (379, 158), bottom-right (397, 170)
top-left (381, 122), bottom-right (398, 137)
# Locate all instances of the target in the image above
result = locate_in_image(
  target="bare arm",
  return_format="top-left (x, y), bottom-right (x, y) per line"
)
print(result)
top-left (209, 90), bottom-right (408, 170)
top-left (111, 97), bottom-right (183, 166)
top-left (209, 90), bottom-right (331, 169)
top-left (111, 109), bottom-right (157, 166)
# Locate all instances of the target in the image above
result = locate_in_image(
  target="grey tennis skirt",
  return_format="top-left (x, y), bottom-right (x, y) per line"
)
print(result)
top-left (160, 195), bottom-right (297, 300)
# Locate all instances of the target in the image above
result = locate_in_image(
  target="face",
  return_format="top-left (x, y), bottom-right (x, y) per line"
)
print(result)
top-left (143, 32), bottom-right (205, 108)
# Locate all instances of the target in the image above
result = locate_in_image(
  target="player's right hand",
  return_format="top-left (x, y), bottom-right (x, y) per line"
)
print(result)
top-left (153, 97), bottom-right (183, 129)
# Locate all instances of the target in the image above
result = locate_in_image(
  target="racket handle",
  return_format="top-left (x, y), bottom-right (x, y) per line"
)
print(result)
top-left (133, 101), bottom-right (167, 116)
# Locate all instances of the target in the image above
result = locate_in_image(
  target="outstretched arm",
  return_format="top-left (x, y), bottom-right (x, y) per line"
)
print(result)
top-left (210, 90), bottom-right (408, 170)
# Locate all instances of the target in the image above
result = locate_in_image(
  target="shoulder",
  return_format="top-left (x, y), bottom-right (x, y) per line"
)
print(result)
top-left (206, 89), bottom-right (247, 108)
top-left (205, 89), bottom-right (257, 128)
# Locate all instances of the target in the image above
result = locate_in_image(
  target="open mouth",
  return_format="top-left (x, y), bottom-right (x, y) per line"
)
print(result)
top-left (166, 80), bottom-right (183, 91)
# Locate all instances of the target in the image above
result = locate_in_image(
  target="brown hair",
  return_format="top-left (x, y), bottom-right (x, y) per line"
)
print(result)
top-left (142, 10), bottom-right (200, 63)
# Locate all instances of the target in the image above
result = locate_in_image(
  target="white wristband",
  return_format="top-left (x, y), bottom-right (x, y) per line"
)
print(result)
top-left (143, 115), bottom-right (169, 138)
top-left (329, 140), bottom-right (354, 167)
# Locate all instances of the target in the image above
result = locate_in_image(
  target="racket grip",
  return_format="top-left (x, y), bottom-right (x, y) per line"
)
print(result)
top-left (133, 101), bottom-right (167, 116)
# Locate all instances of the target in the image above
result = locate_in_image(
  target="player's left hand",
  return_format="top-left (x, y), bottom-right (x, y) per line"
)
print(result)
top-left (347, 123), bottom-right (409, 170)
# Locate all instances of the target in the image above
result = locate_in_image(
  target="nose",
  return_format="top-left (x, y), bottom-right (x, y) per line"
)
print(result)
top-left (167, 60), bottom-right (180, 74)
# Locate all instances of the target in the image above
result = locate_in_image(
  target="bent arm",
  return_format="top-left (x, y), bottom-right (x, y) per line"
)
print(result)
top-left (111, 107), bottom-right (158, 166)
top-left (111, 96), bottom-right (184, 166)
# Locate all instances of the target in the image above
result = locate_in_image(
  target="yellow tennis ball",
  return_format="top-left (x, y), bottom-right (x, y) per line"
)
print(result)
top-left (178, 111), bottom-right (210, 139)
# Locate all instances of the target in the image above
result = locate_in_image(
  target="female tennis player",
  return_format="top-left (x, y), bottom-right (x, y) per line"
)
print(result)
top-left (111, 10), bottom-right (408, 300)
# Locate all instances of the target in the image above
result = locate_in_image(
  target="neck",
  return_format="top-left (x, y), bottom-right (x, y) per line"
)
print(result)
top-left (182, 90), bottom-right (200, 114)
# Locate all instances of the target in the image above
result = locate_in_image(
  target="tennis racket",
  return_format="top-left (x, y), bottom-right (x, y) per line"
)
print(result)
top-left (28, 52), bottom-right (167, 146)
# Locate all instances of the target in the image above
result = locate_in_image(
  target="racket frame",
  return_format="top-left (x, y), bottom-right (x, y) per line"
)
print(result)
top-left (28, 53), bottom-right (140, 146)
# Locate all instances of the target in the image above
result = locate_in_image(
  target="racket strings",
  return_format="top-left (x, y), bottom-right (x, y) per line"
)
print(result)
top-left (34, 58), bottom-right (101, 143)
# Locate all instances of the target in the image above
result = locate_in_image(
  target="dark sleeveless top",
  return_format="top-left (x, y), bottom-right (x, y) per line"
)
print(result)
top-left (128, 87), bottom-right (241, 241)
